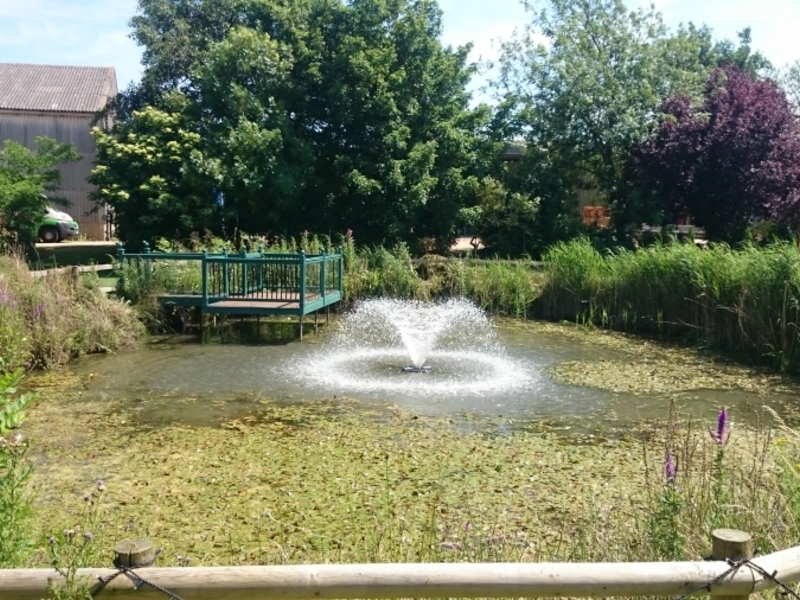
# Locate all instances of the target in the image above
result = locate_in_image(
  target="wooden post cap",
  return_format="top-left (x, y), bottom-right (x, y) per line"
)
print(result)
top-left (712, 529), bottom-right (754, 561)
top-left (113, 539), bottom-right (156, 568)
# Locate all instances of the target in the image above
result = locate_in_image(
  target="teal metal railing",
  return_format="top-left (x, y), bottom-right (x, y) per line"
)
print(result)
top-left (117, 243), bottom-right (343, 313)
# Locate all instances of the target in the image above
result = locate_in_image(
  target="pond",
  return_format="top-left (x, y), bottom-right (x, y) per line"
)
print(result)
top-left (62, 298), bottom-right (798, 430)
top-left (20, 299), bottom-right (800, 568)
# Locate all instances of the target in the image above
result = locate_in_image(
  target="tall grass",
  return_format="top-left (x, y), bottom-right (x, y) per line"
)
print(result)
top-left (0, 253), bottom-right (145, 371)
top-left (539, 238), bottom-right (800, 371)
top-left (118, 232), bottom-right (544, 317)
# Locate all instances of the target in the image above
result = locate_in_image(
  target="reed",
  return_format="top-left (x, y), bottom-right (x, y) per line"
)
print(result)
top-left (538, 238), bottom-right (800, 371)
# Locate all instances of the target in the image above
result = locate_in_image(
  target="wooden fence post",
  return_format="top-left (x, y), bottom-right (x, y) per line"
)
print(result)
top-left (113, 539), bottom-right (155, 568)
top-left (711, 529), bottom-right (754, 600)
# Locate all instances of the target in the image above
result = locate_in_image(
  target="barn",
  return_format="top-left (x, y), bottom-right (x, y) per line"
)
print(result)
top-left (0, 63), bottom-right (118, 240)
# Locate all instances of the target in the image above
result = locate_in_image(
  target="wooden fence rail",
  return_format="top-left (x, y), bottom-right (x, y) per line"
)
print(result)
top-left (2, 530), bottom-right (799, 600)
top-left (29, 263), bottom-right (114, 279)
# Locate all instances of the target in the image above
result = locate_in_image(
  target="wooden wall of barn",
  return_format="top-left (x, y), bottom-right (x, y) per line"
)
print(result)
top-left (0, 110), bottom-right (108, 240)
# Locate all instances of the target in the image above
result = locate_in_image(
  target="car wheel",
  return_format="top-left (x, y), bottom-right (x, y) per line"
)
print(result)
top-left (39, 226), bottom-right (60, 243)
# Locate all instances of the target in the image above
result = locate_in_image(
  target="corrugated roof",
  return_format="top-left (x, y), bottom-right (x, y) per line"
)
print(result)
top-left (0, 63), bottom-right (117, 113)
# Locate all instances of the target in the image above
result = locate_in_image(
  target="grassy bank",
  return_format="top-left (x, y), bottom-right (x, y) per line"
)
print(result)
top-left (0, 253), bottom-right (145, 370)
top-left (537, 238), bottom-right (800, 372)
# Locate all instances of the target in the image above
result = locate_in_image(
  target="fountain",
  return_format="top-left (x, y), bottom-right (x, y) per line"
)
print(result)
top-left (296, 298), bottom-right (533, 397)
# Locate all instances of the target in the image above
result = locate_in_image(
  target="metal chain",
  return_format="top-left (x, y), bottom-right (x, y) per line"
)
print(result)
top-left (672, 557), bottom-right (800, 600)
top-left (741, 558), bottom-right (800, 600)
top-left (671, 559), bottom-right (742, 600)
top-left (93, 549), bottom-right (185, 600)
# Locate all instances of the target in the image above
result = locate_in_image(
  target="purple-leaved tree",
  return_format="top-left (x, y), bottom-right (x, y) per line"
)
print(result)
top-left (632, 65), bottom-right (800, 241)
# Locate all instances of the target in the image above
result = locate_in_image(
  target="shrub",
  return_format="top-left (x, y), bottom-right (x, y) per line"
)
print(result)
top-left (0, 252), bottom-right (145, 370)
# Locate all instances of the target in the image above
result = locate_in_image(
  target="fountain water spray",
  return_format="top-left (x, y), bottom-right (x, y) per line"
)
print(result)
top-left (297, 298), bottom-right (531, 397)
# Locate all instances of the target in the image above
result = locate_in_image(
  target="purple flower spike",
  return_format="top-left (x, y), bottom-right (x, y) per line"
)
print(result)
top-left (711, 407), bottom-right (729, 446)
top-left (665, 452), bottom-right (677, 484)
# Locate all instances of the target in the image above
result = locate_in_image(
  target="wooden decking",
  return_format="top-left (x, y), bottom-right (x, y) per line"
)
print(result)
top-left (157, 291), bottom-right (340, 316)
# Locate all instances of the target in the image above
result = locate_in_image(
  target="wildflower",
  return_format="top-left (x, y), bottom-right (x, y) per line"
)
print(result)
top-left (64, 529), bottom-right (75, 540)
top-left (464, 521), bottom-right (471, 532)
top-left (83, 494), bottom-right (91, 502)
top-left (33, 303), bottom-right (42, 319)
top-left (84, 532), bottom-right (94, 541)
top-left (710, 407), bottom-right (729, 446)
top-left (97, 480), bottom-right (106, 492)
top-left (664, 452), bottom-right (677, 484)
top-left (48, 536), bottom-right (56, 546)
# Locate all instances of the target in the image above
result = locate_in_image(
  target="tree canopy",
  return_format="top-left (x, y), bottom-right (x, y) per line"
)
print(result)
top-left (91, 0), bottom-right (800, 252)
top-left (631, 65), bottom-right (800, 241)
top-left (95, 0), bottom-right (485, 249)
top-left (491, 0), bottom-right (782, 248)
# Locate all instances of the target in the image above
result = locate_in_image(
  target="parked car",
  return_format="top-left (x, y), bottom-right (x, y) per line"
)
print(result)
top-left (37, 207), bottom-right (79, 242)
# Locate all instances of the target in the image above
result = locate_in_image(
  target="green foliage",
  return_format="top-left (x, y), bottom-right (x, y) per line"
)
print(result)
top-left (539, 238), bottom-right (800, 372)
top-left (646, 474), bottom-right (684, 560)
top-left (0, 137), bottom-right (80, 247)
top-left (781, 59), bottom-right (800, 112)
top-left (90, 105), bottom-right (216, 247)
top-left (495, 0), bottom-right (711, 238)
top-left (0, 358), bottom-right (35, 568)
top-left (705, 27), bottom-right (773, 77)
top-left (98, 0), bottom-right (485, 249)
top-left (463, 175), bottom-right (540, 256)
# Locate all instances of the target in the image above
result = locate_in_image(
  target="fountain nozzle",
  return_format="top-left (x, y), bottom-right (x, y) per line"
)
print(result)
top-left (402, 365), bottom-right (433, 374)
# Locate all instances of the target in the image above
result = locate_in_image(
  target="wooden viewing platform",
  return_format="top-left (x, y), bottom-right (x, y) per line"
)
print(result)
top-left (117, 243), bottom-right (344, 339)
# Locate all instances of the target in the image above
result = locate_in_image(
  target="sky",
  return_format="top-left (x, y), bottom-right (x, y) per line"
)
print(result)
top-left (1, 0), bottom-right (799, 99)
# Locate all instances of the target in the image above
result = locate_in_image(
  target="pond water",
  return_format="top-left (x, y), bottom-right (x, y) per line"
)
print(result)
top-left (61, 299), bottom-right (798, 431)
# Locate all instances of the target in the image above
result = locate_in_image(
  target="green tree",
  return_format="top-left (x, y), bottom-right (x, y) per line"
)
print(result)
top-left (493, 0), bottom-right (731, 242)
top-left (90, 102), bottom-right (218, 246)
top-left (782, 60), bottom-right (800, 112)
top-left (98, 0), bottom-right (484, 248)
top-left (707, 27), bottom-right (773, 78)
top-left (0, 138), bottom-right (80, 247)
